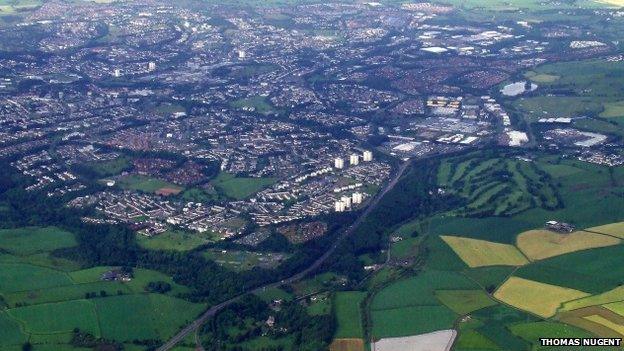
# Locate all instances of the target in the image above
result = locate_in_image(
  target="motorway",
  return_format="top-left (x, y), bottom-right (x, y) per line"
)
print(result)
top-left (157, 161), bottom-right (410, 351)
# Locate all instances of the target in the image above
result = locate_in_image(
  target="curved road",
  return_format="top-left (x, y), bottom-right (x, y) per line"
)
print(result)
top-left (157, 161), bottom-right (410, 351)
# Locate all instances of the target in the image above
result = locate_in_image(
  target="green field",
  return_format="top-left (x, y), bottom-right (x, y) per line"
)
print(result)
top-left (0, 227), bottom-right (76, 256)
top-left (85, 156), bottom-right (131, 177)
top-left (0, 226), bottom-right (203, 349)
top-left (516, 245), bottom-right (624, 294)
top-left (0, 263), bottom-right (74, 292)
top-left (371, 305), bottom-right (457, 339)
top-left (117, 174), bottom-right (183, 194)
top-left (137, 230), bottom-right (216, 251)
top-left (95, 294), bottom-right (205, 341)
top-left (212, 172), bottom-right (275, 200)
top-left (334, 292), bottom-right (366, 339)
top-left (511, 59), bottom-right (624, 137)
top-left (435, 290), bottom-right (497, 315)
top-left (8, 300), bottom-right (100, 335)
top-left (510, 321), bottom-right (593, 350)
top-left (371, 270), bottom-right (479, 311)
top-left (230, 96), bottom-right (275, 114)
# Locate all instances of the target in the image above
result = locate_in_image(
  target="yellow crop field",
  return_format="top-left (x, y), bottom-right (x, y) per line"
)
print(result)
top-left (604, 302), bottom-right (624, 317)
top-left (586, 222), bottom-right (624, 239)
top-left (584, 315), bottom-right (624, 336)
top-left (562, 286), bottom-right (624, 312)
top-left (516, 230), bottom-right (620, 261)
top-left (441, 235), bottom-right (529, 267)
top-left (596, 0), bottom-right (624, 7)
top-left (494, 277), bottom-right (590, 318)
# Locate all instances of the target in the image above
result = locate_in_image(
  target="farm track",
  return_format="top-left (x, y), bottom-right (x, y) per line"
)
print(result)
top-left (157, 161), bottom-right (411, 351)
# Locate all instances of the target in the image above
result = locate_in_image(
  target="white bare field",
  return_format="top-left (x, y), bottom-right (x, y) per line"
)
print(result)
top-left (370, 330), bottom-right (457, 351)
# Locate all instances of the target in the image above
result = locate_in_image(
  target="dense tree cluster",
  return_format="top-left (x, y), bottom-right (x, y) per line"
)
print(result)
top-left (202, 295), bottom-right (334, 351)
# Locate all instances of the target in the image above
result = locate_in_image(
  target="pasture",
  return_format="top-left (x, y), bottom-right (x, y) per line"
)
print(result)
top-left (0, 226), bottom-right (76, 255)
top-left (0, 263), bottom-right (73, 293)
top-left (435, 290), bottom-right (497, 315)
top-left (371, 305), bottom-right (457, 339)
top-left (509, 321), bottom-right (593, 349)
top-left (494, 277), bottom-right (589, 318)
top-left (516, 244), bottom-right (624, 294)
top-left (441, 235), bottom-right (528, 267)
top-left (516, 229), bottom-right (620, 261)
top-left (334, 292), bottom-right (366, 339)
top-left (8, 300), bottom-right (100, 335)
top-left (0, 227), bottom-right (202, 350)
top-left (371, 270), bottom-right (478, 310)
top-left (95, 294), bottom-right (205, 341)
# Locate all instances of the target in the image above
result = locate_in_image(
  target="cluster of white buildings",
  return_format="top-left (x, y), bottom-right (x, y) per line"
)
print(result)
top-left (334, 192), bottom-right (364, 212)
top-left (334, 150), bottom-right (373, 169)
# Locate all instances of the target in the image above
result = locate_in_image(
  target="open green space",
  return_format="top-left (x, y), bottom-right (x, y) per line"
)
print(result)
top-left (8, 300), bottom-right (100, 336)
top-left (510, 321), bottom-right (594, 350)
top-left (437, 155), bottom-right (560, 217)
top-left (371, 270), bottom-right (479, 311)
top-left (0, 226), bottom-right (76, 256)
top-left (116, 174), bottom-right (183, 194)
top-left (432, 156), bottom-right (624, 244)
top-left (85, 156), bottom-right (131, 177)
top-left (94, 294), bottom-right (205, 341)
top-left (511, 59), bottom-right (624, 137)
top-left (137, 230), bottom-right (216, 251)
top-left (230, 96), bottom-right (275, 115)
top-left (371, 305), bottom-right (457, 339)
top-left (212, 172), bottom-right (275, 200)
top-left (435, 290), bottom-right (497, 315)
top-left (0, 263), bottom-right (74, 293)
top-left (516, 244), bottom-right (624, 294)
top-left (334, 291), bottom-right (366, 339)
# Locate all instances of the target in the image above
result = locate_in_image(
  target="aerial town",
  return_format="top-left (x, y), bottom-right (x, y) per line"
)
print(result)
top-left (2, 0), bottom-right (624, 350)
top-left (4, 0), bottom-right (622, 246)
